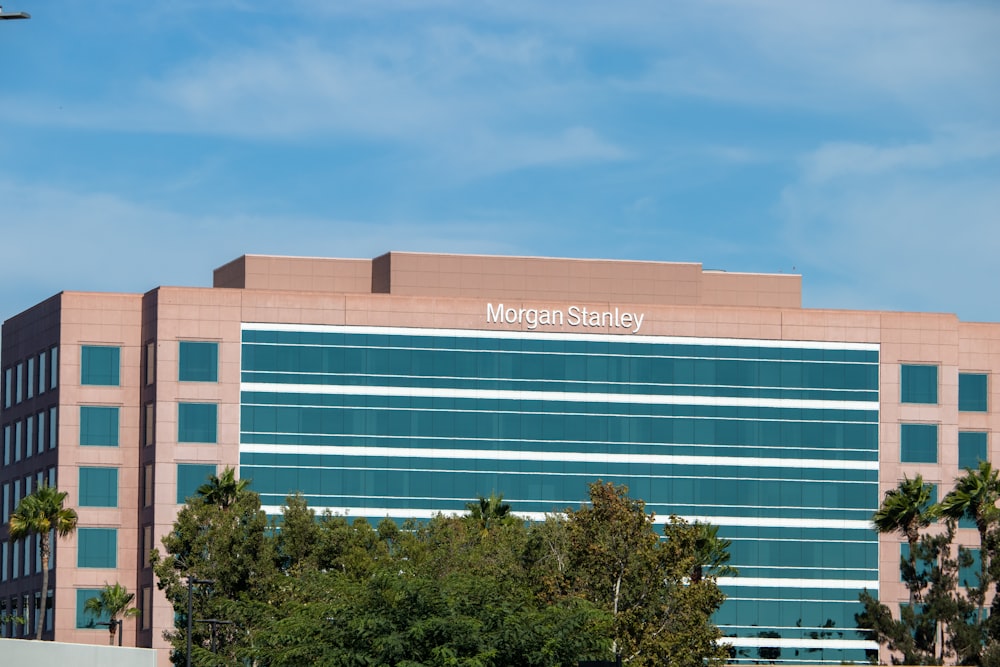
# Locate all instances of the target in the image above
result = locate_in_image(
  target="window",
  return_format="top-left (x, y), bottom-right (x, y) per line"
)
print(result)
top-left (3, 425), bottom-right (9, 466)
top-left (80, 345), bottom-right (120, 386)
top-left (142, 525), bottom-right (153, 569)
top-left (145, 341), bottom-right (155, 386)
top-left (901, 423), bottom-right (938, 463)
top-left (0, 542), bottom-right (6, 582)
top-left (78, 468), bottom-right (118, 507)
top-left (901, 364), bottom-right (938, 404)
top-left (38, 353), bottom-right (46, 395)
top-left (26, 358), bottom-right (34, 400)
top-left (144, 403), bottom-right (154, 446)
top-left (178, 403), bottom-right (217, 443)
top-left (50, 347), bottom-right (58, 389)
top-left (141, 586), bottom-right (152, 630)
top-left (76, 588), bottom-right (108, 629)
top-left (2, 368), bottom-right (9, 408)
top-left (36, 413), bottom-right (44, 455)
top-left (959, 373), bottom-right (988, 412)
top-left (143, 463), bottom-right (154, 507)
top-left (48, 407), bottom-right (57, 450)
top-left (79, 406), bottom-right (119, 446)
top-left (959, 432), bottom-right (988, 470)
top-left (960, 548), bottom-right (982, 588)
top-left (77, 528), bottom-right (117, 568)
top-left (177, 463), bottom-right (215, 504)
top-left (15, 363), bottom-right (22, 404)
top-left (14, 421), bottom-right (21, 462)
top-left (179, 341), bottom-right (219, 382)
top-left (2, 482), bottom-right (7, 522)
top-left (25, 418), bottom-right (33, 459)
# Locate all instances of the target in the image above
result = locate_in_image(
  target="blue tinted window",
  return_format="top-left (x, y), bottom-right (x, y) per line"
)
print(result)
top-left (958, 432), bottom-right (988, 470)
top-left (78, 467), bottom-right (118, 507)
top-left (901, 364), bottom-right (937, 404)
top-left (177, 463), bottom-right (215, 504)
top-left (178, 403), bottom-right (217, 443)
top-left (80, 346), bottom-right (120, 386)
top-left (79, 406), bottom-right (119, 446)
top-left (959, 373), bottom-right (988, 412)
top-left (900, 543), bottom-right (933, 581)
top-left (179, 341), bottom-right (219, 382)
top-left (76, 588), bottom-right (108, 629)
top-left (901, 423), bottom-right (938, 463)
top-left (77, 528), bottom-right (117, 568)
top-left (960, 548), bottom-right (982, 588)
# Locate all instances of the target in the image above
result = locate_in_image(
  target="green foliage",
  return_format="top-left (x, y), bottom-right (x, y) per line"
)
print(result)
top-left (8, 483), bottom-right (78, 640)
top-left (154, 482), bottom-right (732, 666)
top-left (84, 582), bottom-right (140, 645)
top-left (860, 468), bottom-right (1000, 666)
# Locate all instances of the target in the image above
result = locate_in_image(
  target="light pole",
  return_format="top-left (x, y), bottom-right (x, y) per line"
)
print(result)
top-left (196, 619), bottom-right (235, 653)
top-left (96, 619), bottom-right (124, 646)
top-left (186, 577), bottom-right (214, 667)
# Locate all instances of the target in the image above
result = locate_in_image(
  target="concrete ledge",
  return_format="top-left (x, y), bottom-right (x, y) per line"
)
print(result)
top-left (0, 637), bottom-right (157, 666)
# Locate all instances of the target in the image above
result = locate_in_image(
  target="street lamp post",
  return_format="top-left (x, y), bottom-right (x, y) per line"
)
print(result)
top-left (196, 619), bottom-right (235, 653)
top-left (186, 577), bottom-right (214, 667)
top-left (96, 619), bottom-right (124, 646)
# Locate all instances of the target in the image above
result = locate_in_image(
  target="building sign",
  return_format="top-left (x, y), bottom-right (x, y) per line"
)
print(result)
top-left (487, 303), bottom-right (646, 333)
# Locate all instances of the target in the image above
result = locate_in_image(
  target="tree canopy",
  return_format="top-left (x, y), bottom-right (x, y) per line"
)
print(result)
top-left (8, 483), bottom-right (78, 640)
top-left (153, 475), bottom-right (731, 666)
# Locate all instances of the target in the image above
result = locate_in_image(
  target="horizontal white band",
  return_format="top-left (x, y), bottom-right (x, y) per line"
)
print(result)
top-left (242, 322), bottom-right (881, 352)
top-left (718, 576), bottom-right (877, 590)
top-left (242, 382), bottom-right (877, 413)
top-left (725, 636), bottom-right (878, 650)
top-left (259, 505), bottom-right (875, 532)
top-left (241, 443), bottom-right (878, 472)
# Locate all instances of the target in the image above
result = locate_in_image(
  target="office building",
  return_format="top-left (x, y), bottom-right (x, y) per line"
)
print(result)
top-left (1, 251), bottom-right (997, 665)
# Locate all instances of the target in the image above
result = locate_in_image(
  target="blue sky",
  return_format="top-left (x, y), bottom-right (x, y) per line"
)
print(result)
top-left (0, 1), bottom-right (997, 322)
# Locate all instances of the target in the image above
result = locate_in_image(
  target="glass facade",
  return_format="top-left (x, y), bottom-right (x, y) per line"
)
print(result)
top-left (80, 346), bottom-right (120, 386)
top-left (901, 364), bottom-right (938, 404)
top-left (77, 528), bottom-right (117, 569)
top-left (178, 403), bottom-right (218, 443)
top-left (240, 324), bottom-right (880, 662)
top-left (78, 467), bottom-right (118, 507)
top-left (79, 406), bottom-right (119, 446)
top-left (959, 373), bottom-right (988, 412)
top-left (900, 423), bottom-right (938, 463)
top-left (177, 463), bottom-right (215, 504)
top-left (76, 588), bottom-right (108, 629)
top-left (179, 341), bottom-right (219, 382)
top-left (958, 432), bottom-right (988, 470)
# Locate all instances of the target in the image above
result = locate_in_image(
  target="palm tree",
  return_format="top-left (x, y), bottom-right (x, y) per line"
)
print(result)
top-left (935, 461), bottom-right (1000, 620)
top-left (465, 492), bottom-right (513, 534)
top-left (8, 484), bottom-right (79, 640)
top-left (872, 474), bottom-right (933, 604)
top-left (690, 521), bottom-right (738, 583)
top-left (84, 582), bottom-right (140, 645)
top-left (196, 467), bottom-right (250, 509)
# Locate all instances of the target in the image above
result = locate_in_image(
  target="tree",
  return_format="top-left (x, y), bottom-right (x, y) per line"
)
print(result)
top-left (564, 481), bottom-right (729, 666)
top-left (151, 481), bottom-right (275, 664)
top-left (8, 483), bottom-right (78, 640)
top-left (873, 475), bottom-right (934, 604)
top-left (84, 582), bottom-right (140, 645)
top-left (690, 522), bottom-right (737, 584)
top-left (196, 466), bottom-right (250, 510)
top-left (465, 491), bottom-right (515, 535)
top-left (936, 460), bottom-right (1000, 623)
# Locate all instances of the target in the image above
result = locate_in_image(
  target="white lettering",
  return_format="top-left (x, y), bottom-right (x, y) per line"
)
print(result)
top-left (486, 303), bottom-right (646, 334)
